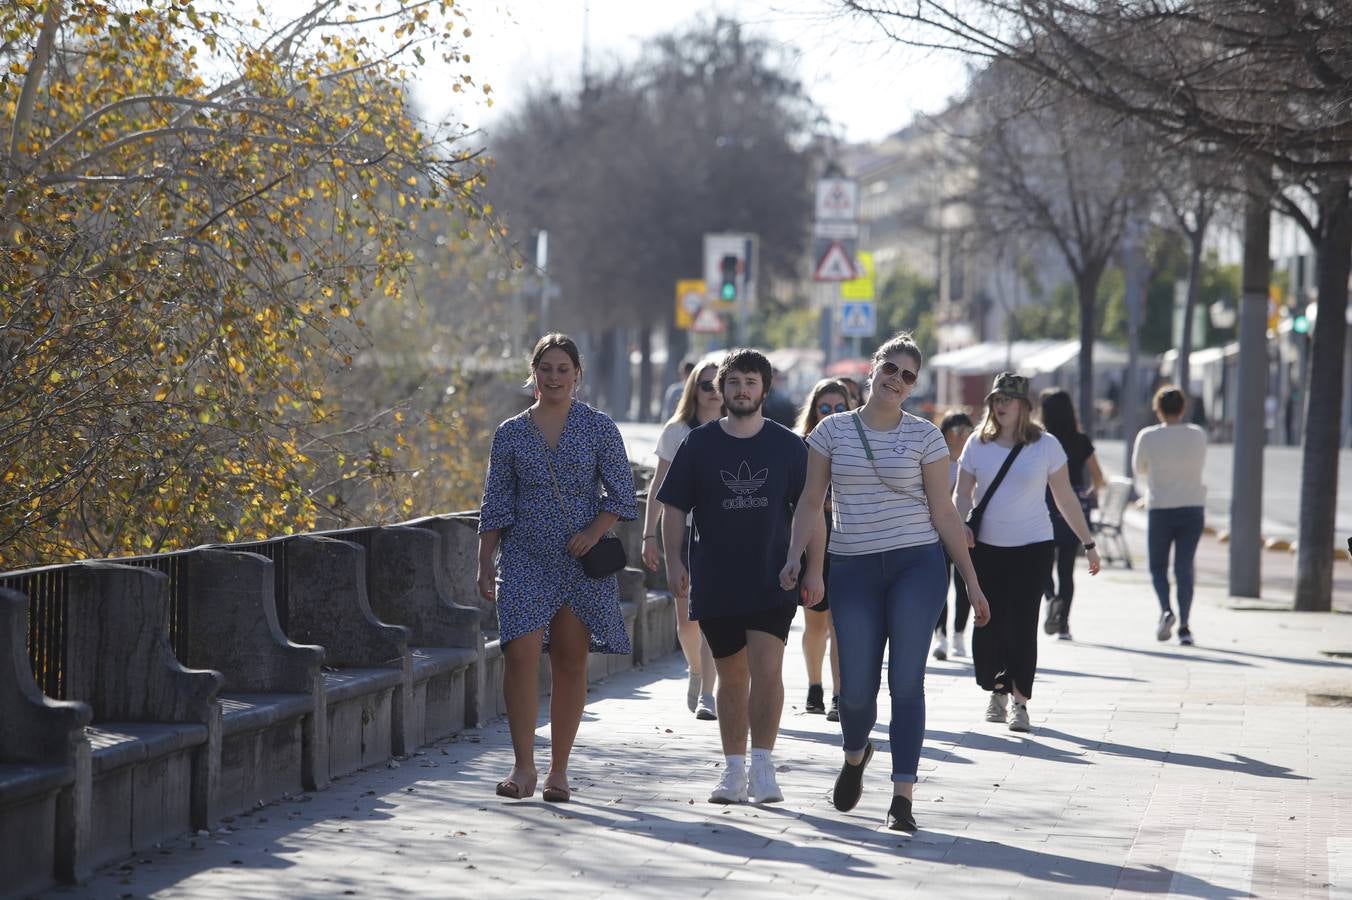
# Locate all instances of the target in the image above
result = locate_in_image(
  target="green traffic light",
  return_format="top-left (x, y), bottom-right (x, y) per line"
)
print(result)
top-left (721, 282), bottom-right (736, 301)
top-left (1293, 315), bottom-right (1310, 334)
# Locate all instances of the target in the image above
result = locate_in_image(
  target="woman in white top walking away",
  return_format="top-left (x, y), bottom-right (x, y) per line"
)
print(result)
top-left (954, 373), bottom-right (1100, 734)
top-left (642, 358), bottom-right (722, 718)
top-left (780, 332), bottom-right (990, 832)
top-left (1132, 385), bottom-right (1207, 646)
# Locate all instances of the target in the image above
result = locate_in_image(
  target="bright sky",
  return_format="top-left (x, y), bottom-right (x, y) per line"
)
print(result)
top-left (424, 0), bottom-right (973, 146)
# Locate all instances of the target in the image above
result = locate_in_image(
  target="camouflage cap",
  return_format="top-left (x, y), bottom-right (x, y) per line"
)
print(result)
top-left (986, 371), bottom-right (1030, 402)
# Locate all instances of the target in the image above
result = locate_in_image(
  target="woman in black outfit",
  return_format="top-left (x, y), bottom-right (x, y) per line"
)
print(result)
top-left (1037, 388), bottom-right (1105, 640)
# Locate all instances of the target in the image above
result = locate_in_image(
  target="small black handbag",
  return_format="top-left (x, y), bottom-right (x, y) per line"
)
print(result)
top-left (546, 456), bottom-right (627, 579)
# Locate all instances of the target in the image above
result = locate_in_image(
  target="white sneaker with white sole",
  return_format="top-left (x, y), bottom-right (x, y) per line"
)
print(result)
top-left (708, 766), bottom-right (747, 804)
top-left (1008, 701), bottom-right (1031, 733)
top-left (985, 691), bottom-right (1008, 723)
top-left (748, 762), bottom-right (783, 804)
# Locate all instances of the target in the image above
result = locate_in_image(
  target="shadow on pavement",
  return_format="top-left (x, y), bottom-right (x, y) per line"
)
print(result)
top-left (1078, 639), bottom-right (1352, 671)
top-left (1034, 727), bottom-right (1310, 780)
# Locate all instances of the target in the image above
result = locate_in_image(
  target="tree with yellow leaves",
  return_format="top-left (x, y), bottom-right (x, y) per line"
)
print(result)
top-left (0, 0), bottom-right (490, 565)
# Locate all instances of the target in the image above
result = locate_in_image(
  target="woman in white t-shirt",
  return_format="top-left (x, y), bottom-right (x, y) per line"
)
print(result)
top-left (779, 332), bottom-right (991, 833)
top-left (954, 372), bottom-right (1101, 735)
top-left (641, 358), bottom-right (723, 719)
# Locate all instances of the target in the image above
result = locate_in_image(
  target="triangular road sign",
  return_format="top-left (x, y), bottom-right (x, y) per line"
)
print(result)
top-left (691, 305), bottom-right (725, 334)
top-left (813, 241), bottom-right (856, 282)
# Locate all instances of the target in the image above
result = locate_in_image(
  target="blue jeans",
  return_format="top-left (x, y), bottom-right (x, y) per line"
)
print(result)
top-left (827, 542), bottom-right (947, 784)
top-left (1147, 506), bottom-right (1205, 626)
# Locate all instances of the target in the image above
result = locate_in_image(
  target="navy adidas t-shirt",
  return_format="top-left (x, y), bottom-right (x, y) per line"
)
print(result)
top-left (656, 418), bottom-right (807, 619)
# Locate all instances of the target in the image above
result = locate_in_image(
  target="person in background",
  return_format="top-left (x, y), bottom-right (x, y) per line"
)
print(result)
top-left (662, 359), bottom-right (696, 421)
top-left (793, 379), bottom-right (854, 721)
top-left (761, 366), bottom-right (800, 428)
top-left (954, 372), bottom-right (1099, 735)
top-left (1037, 388), bottom-right (1106, 640)
top-left (642, 358), bottom-right (723, 719)
top-left (477, 334), bottom-right (638, 802)
top-left (839, 376), bottom-right (864, 408)
top-left (1133, 385), bottom-right (1207, 646)
top-left (932, 411), bottom-right (976, 661)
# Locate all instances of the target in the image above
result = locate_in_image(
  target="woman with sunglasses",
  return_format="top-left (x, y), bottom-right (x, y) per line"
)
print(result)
top-left (954, 373), bottom-right (1100, 735)
top-left (792, 379), bottom-right (855, 722)
top-left (641, 358), bottom-right (723, 719)
top-left (780, 332), bottom-right (990, 832)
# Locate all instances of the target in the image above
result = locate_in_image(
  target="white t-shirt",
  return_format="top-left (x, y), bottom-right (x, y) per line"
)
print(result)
top-left (654, 419), bottom-right (693, 463)
top-left (654, 419), bottom-right (695, 525)
top-left (958, 432), bottom-right (1068, 547)
top-left (1133, 423), bottom-right (1207, 509)
top-left (806, 411), bottom-right (950, 556)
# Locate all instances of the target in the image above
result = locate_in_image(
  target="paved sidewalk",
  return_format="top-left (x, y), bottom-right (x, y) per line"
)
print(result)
top-left (52, 554), bottom-right (1352, 898)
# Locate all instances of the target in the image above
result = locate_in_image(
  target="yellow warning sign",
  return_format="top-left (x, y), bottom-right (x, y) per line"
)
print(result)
top-left (675, 279), bottom-right (706, 330)
top-left (841, 251), bottom-right (875, 300)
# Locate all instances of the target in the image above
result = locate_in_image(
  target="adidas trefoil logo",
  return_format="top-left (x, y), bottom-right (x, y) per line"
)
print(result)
top-left (721, 461), bottom-right (769, 509)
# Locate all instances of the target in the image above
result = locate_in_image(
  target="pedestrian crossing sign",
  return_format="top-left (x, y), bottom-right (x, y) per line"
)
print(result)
top-left (840, 301), bottom-right (876, 338)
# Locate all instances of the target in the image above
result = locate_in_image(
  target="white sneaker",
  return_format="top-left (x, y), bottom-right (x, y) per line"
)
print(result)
top-left (748, 763), bottom-right (783, 804)
top-left (1008, 701), bottom-right (1031, 733)
top-left (695, 694), bottom-right (717, 720)
top-left (932, 633), bottom-right (948, 661)
top-left (686, 671), bottom-right (701, 712)
top-left (952, 632), bottom-right (966, 658)
top-left (708, 765), bottom-right (747, 804)
top-left (985, 692), bottom-right (1008, 723)
top-left (1157, 610), bottom-right (1176, 642)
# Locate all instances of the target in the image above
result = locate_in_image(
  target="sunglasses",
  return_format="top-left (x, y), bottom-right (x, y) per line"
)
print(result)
top-left (697, 379), bottom-right (718, 394)
top-left (817, 401), bottom-right (849, 415)
top-left (877, 361), bottom-right (918, 385)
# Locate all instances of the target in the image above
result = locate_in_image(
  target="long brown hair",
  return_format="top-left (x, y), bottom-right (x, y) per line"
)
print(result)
top-left (795, 378), bottom-right (853, 436)
top-left (668, 360), bottom-right (720, 427)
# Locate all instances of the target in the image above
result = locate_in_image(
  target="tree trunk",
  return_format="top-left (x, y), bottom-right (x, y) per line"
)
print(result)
top-left (1076, 272), bottom-right (1100, 435)
top-left (637, 325), bottom-right (654, 422)
top-left (1293, 177), bottom-right (1351, 611)
top-left (1122, 216), bottom-right (1147, 478)
top-left (1229, 181), bottom-right (1271, 598)
top-left (1177, 228), bottom-right (1205, 393)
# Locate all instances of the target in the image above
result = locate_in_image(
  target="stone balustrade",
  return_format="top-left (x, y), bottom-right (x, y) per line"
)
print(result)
top-left (0, 497), bottom-right (677, 897)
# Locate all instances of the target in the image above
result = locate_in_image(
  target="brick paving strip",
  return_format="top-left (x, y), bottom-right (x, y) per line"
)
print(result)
top-left (50, 529), bottom-right (1352, 899)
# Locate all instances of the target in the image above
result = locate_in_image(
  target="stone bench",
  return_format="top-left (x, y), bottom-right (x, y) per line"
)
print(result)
top-left (369, 522), bottom-right (483, 744)
top-left (179, 549), bottom-right (327, 816)
top-left (283, 535), bottom-right (413, 777)
top-left (64, 563), bottom-right (223, 871)
top-left (0, 588), bottom-right (92, 895)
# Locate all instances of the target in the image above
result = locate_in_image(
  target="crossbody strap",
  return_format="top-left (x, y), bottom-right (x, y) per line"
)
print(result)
top-left (849, 412), bottom-right (928, 506)
top-left (970, 441), bottom-right (1026, 522)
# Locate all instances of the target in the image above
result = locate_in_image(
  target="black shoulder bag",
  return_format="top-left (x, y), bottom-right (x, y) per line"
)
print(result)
top-left (546, 455), bottom-right (627, 579)
top-left (965, 442), bottom-right (1025, 543)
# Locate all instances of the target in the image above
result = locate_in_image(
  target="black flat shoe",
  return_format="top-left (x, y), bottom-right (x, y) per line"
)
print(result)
top-left (886, 795), bottom-right (917, 831)
top-left (832, 742), bottom-right (873, 812)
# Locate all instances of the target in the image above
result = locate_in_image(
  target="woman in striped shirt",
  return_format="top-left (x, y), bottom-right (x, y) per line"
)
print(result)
top-left (780, 332), bottom-right (990, 832)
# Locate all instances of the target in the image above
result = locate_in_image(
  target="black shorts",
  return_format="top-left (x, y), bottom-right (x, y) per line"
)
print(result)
top-left (698, 603), bottom-right (798, 659)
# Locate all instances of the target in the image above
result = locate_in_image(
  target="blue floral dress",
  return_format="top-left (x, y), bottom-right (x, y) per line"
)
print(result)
top-left (478, 401), bottom-right (637, 653)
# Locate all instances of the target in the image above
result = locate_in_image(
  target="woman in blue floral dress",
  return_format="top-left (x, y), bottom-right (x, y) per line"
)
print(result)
top-left (477, 333), bottom-right (637, 803)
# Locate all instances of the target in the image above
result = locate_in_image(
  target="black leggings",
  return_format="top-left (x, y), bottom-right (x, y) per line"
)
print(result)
top-left (1045, 513), bottom-right (1079, 615)
top-left (935, 556), bottom-right (971, 635)
top-left (971, 541), bottom-right (1055, 700)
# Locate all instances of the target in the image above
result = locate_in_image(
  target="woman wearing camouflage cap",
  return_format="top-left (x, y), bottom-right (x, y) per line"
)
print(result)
top-left (954, 372), bottom-right (1100, 734)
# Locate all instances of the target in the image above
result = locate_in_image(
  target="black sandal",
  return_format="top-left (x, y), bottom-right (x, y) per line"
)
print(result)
top-left (832, 742), bottom-right (873, 812)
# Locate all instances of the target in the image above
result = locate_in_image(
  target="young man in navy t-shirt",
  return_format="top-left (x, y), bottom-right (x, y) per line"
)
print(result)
top-left (657, 348), bottom-right (817, 804)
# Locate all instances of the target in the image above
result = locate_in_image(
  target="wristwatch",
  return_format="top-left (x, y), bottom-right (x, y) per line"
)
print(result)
top-left (1083, 541), bottom-right (1097, 550)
